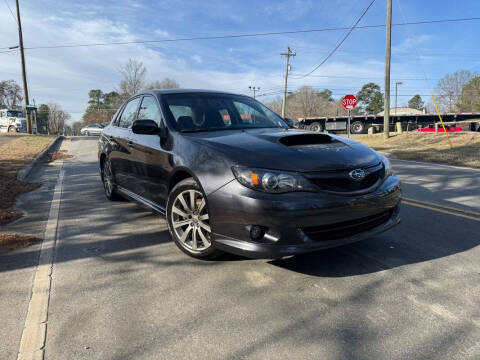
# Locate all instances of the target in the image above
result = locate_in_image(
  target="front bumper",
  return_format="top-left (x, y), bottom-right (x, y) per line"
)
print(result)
top-left (207, 175), bottom-right (401, 258)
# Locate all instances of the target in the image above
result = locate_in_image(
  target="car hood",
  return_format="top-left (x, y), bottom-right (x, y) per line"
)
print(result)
top-left (185, 128), bottom-right (380, 172)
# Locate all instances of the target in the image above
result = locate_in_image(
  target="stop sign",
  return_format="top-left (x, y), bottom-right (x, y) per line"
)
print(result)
top-left (342, 94), bottom-right (357, 110)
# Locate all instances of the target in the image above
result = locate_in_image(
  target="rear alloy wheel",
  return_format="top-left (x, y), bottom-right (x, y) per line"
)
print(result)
top-left (167, 178), bottom-right (223, 259)
top-left (101, 158), bottom-right (122, 201)
top-left (350, 121), bottom-right (365, 134)
top-left (309, 122), bottom-right (323, 132)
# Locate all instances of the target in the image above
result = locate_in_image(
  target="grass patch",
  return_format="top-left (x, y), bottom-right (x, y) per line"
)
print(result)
top-left (0, 135), bottom-right (55, 225)
top-left (353, 132), bottom-right (480, 168)
top-left (0, 233), bottom-right (41, 252)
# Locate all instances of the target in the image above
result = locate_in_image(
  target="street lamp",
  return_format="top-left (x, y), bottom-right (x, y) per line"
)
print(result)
top-left (395, 81), bottom-right (403, 118)
top-left (249, 86), bottom-right (260, 99)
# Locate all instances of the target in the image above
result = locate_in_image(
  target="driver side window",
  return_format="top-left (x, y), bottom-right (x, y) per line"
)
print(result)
top-left (118, 97), bottom-right (141, 128)
top-left (138, 96), bottom-right (162, 126)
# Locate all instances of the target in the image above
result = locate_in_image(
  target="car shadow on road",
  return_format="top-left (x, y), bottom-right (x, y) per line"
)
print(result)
top-left (2, 157), bottom-right (479, 278)
top-left (269, 201), bottom-right (480, 277)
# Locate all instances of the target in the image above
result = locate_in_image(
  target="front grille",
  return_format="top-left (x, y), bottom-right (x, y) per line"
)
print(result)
top-left (307, 163), bottom-right (384, 193)
top-left (302, 210), bottom-right (393, 242)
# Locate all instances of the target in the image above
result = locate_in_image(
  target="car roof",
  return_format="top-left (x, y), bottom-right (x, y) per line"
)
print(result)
top-left (137, 89), bottom-right (243, 97)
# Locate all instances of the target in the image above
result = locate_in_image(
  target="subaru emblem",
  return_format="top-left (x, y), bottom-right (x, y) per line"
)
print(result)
top-left (349, 169), bottom-right (366, 181)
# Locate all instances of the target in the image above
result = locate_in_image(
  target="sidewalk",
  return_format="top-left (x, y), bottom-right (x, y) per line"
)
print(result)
top-left (0, 138), bottom-right (70, 360)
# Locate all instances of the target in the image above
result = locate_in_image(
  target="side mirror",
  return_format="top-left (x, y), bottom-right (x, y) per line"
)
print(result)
top-left (132, 119), bottom-right (160, 135)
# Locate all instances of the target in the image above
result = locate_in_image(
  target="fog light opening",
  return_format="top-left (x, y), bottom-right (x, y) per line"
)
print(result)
top-left (250, 225), bottom-right (267, 241)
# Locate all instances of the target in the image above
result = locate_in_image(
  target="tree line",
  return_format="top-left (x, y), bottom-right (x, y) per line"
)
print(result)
top-left (264, 69), bottom-right (480, 120)
top-left (72, 58), bottom-right (180, 134)
top-left (263, 82), bottom-right (425, 120)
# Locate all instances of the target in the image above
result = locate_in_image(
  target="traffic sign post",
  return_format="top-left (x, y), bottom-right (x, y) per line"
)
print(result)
top-left (347, 110), bottom-right (351, 138)
top-left (342, 94), bottom-right (357, 138)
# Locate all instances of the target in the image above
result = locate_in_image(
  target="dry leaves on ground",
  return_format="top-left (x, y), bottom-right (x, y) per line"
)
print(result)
top-left (49, 150), bottom-right (73, 162)
top-left (0, 135), bottom-right (54, 226)
top-left (0, 233), bottom-right (42, 251)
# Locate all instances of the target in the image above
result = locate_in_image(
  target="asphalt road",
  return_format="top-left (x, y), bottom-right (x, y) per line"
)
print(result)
top-left (4, 137), bottom-right (480, 359)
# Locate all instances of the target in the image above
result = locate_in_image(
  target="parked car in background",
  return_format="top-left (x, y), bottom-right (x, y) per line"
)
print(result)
top-left (0, 108), bottom-right (27, 133)
top-left (81, 123), bottom-right (104, 136)
top-left (98, 89), bottom-right (401, 260)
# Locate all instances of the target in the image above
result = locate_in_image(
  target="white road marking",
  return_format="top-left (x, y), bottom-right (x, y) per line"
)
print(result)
top-left (17, 166), bottom-right (65, 360)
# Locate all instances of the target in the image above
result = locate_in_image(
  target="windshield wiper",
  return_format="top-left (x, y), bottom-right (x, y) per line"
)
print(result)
top-left (180, 128), bottom-right (236, 133)
top-left (180, 128), bottom-right (216, 133)
top-left (180, 126), bottom-right (283, 133)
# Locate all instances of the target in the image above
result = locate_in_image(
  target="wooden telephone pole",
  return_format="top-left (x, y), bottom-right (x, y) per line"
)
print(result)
top-left (15, 0), bottom-right (31, 133)
top-left (383, 0), bottom-right (392, 139)
top-left (280, 47), bottom-right (295, 118)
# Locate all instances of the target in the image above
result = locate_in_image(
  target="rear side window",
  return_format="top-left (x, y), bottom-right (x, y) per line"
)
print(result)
top-left (118, 97), bottom-right (141, 128)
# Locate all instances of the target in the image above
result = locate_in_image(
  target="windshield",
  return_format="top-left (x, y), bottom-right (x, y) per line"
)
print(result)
top-left (7, 110), bottom-right (24, 117)
top-left (162, 93), bottom-right (287, 132)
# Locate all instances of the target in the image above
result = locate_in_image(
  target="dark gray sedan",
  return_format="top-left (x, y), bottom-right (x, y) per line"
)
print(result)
top-left (98, 89), bottom-right (401, 259)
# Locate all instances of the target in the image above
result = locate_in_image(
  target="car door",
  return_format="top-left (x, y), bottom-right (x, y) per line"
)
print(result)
top-left (129, 95), bottom-right (171, 209)
top-left (109, 97), bottom-right (141, 190)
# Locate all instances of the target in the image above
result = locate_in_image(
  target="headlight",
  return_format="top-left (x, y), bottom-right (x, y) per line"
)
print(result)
top-left (380, 155), bottom-right (393, 177)
top-left (231, 166), bottom-right (317, 193)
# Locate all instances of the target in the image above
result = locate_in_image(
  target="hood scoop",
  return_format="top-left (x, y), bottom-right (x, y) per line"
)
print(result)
top-left (279, 134), bottom-right (334, 147)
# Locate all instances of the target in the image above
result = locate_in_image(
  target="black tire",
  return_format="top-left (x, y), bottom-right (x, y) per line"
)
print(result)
top-left (8, 126), bottom-right (16, 133)
top-left (86, 131), bottom-right (90, 136)
top-left (167, 178), bottom-right (224, 260)
top-left (309, 122), bottom-right (323, 132)
top-left (350, 121), bottom-right (365, 134)
top-left (101, 157), bottom-right (123, 201)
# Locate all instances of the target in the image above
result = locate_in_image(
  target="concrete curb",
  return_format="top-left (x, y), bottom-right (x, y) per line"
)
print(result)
top-left (17, 136), bottom-right (64, 181)
top-left (17, 165), bottom-right (65, 360)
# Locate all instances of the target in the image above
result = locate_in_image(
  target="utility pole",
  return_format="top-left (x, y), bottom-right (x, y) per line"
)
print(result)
top-left (383, 0), bottom-right (392, 139)
top-left (395, 81), bottom-right (402, 119)
top-left (281, 46), bottom-right (295, 118)
top-left (248, 86), bottom-right (260, 99)
top-left (15, 0), bottom-right (31, 133)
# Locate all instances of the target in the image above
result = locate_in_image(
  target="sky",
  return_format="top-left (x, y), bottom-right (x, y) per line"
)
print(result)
top-left (1, 0), bottom-right (480, 122)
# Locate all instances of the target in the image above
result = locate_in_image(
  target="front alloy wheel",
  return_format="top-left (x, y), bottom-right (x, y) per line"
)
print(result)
top-left (167, 178), bottom-right (223, 259)
top-left (101, 158), bottom-right (122, 201)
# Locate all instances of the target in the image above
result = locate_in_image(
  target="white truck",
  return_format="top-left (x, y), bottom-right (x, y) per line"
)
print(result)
top-left (0, 108), bottom-right (27, 133)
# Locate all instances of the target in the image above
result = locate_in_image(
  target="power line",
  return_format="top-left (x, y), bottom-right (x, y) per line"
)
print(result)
top-left (395, 0), bottom-right (433, 93)
top-left (292, 0), bottom-right (377, 79)
top-left (1, 16), bottom-right (479, 51)
top-left (3, 0), bottom-right (18, 25)
top-left (289, 74), bottom-right (440, 81)
top-left (256, 91), bottom-right (461, 98)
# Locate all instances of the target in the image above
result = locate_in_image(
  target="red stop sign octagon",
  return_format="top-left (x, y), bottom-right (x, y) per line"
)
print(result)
top-left (342, 94), bottom-right (357, 110)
